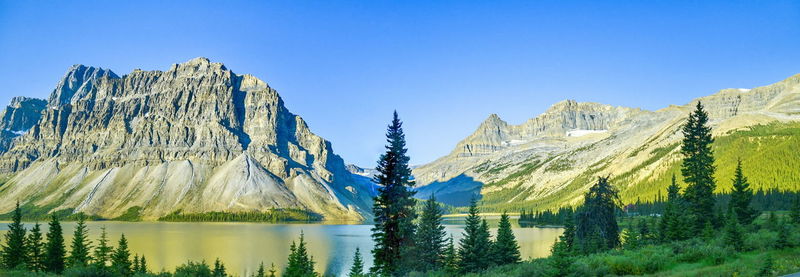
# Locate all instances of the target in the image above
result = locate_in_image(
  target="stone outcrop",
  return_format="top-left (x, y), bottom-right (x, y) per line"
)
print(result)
top-left (0, 58), bottom-right (373, 220)
top-left (0, 97), bottom-right (46, 152)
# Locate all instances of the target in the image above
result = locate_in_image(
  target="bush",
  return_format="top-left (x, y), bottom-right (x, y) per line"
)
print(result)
top-left (745, 229), bottom-right (778, 251)
top-left (63, 266), bottom-right (115, 277)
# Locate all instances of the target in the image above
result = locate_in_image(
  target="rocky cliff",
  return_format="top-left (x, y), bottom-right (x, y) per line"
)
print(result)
top-left (0, 97), bottom-right (47, 152)
top-left (413, 74), bottom-right (800, 209)
top-left (0, 58), bottom-right (373, 220)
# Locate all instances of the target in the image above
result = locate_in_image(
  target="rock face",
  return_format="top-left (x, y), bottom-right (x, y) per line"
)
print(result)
top-left (0, 58), bottom-right (373, 220)
top-left (0, 97), bottom-right (47, 152)
top-left (413, 74), bottom-right (800, 208)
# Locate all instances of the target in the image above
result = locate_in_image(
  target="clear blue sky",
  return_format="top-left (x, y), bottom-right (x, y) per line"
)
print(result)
top-left (1, 1), bottom-right (799, 166)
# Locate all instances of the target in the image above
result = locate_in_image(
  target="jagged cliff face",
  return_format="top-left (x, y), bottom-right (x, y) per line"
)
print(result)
top-left (0, 58), bottom-right (373, 220)
top-left (0, 97), bottom-right (47, 152)
top-left (413, 74), bottom-right (800, 208)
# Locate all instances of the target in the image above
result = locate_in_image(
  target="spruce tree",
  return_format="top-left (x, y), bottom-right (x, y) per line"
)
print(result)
top-left (132, 254), bottom-right (140, 273)
top-left (139, 255), bottom-right (147, 273)
top-left (550, 239), bottom-right (572, 277)
top-left (371, 111), bottom-right (417, 276)
top-left (415, 195), bottom-right (447, 272)
top-left (93, 226), bottom-right (113, 268)
top-left (559, 208), bottom-right (575, 252)
top-left (681, 101), bottom-right (716, 231)
top-left (729, 160), bottom-right (757, 225)
top-left (791, 194), bottom-right (800, 224)
top-left (723, 211), bottom-right (744, 251)
top-left (660, 174), bottom-right (685, 241)
top-left (457, 197), bottom-right (493, 273)
top-left (575, 177), bottom-right (620, 254)
top-left (255, 262), bottom-right (266, 277)
top-left (26, 223), bottom-right (45, 272)
top-left (347, 248), bottom-right (365, 277)
top-left (283, 232), bottom-right (316, 277)
top-left (442, 235), bottom-right (459, 274)
top-left (213, 258), bottom-right (227, 277)
top-left (2, 201), bottom-right (27, 270)
top-left (44, 215), bottom-right (66, 273)
top-left (492, 212), bottom-right (520, 265)
top-left (776, 220), bottom-right (791, 249)
top-left (269, 263), bottom-right (278, 277)
top-left (111, 234), bottom-right (132, 276)
top-left (68, 215), bottom-right (92, 267)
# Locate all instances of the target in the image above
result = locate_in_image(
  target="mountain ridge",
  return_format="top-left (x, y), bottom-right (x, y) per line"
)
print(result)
top-left (413, 73), bottom-right (800, 209)
top-left (0, 57), bottom-right (373, 220)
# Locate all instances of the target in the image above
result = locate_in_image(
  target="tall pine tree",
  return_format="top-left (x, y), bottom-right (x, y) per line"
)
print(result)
top-left (414, 195), bottom-right (447, 272)
top-left (575, 176), bottom-right (620, 254)
top-left (371, 111), bottom-right (417, 276)
top-left (681, 101), bottom-right (716, 230)
top-left (492, 212), bottom-right (521, 265)
top-left (26, 223), bottom-right (45, 272)
top-left (283, 232), bottom-right (316, 277)
top-left (213, 258), bottom-right (227, 277)
top-left (44, 215), bottom-right (66, 273)
top-left (723, 211), bottom-right (744, 251)
top-left (347, 248), bottom-right (365, 277)
top-left (659, 174), bottom-right (687, 241)
top-left (458, 197), bottom-right (493, 273)
top-left (729, 160), bottom-right (757, 225)
top-left (2, 201), bottom-right (27, 269)
top-left (93, 226), bottom-right (113, 268)
top-left (68, 215), bottom-right (92, 267)
top-left (111, 234), bottom-right (132, 276)
top-left (442, 235), bottom-right (459, 274)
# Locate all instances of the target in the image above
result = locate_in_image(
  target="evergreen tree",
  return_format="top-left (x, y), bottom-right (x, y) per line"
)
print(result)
top-left (680, 101), bottom-right (717, 231)
top-left (347, 248), bottom-right (365, 277)
top-left (132, 254), bottom-right (140, 273)
top-left (139, 255), bottom-right (148, 273)
top-left (93, 226), bottom-right (113, 268)
top-left (559, 209), bottom-right (575, 252)
top-left (701, 221), bottom-right (715, 240)
top-left (637, 218), bottom-right (653, 246)
top-left (68, 215), bottom-right (92, 267)
top-left (622, 222), bottom-right (639, 250)
top-left (791, 194), bottom-right (800, 224)
top-left (283, 232), bottom-right (316, 277)
top-left (269, 263), bottom-right (278, 277)
top-left (457, 197), bottom-right (493, 273)
top-left (371, 111), bottom-right (417, 276)
top-left (442, 235), bottom-right (459, 275)
top-left (729, 160), bottom-right (757, 225)
top-left (44, 215), bottom-right (66, 273)
top-left (758, 255), bottom-right (774, 277)
top-left (550, 239), bottom-right (572, 277)
top-left (111, 234), bottom-right (132, 276)
top-left (575, 177), bottom-right (620, 254)
top-left (213, 258), bottom-right (227, 277)
top-left (492, 212), bottom-right (521, 265)
top-left (723, 211), bottom-right (744, 251)
top-left (255, 262), bottom-right (266, 277)
top-left (776, 220), bottom-right (791, 249)
top-left (414, 195), bottom-right (447, 271)
top-left (660, 174), bottom-right (686, 241)
top-left (26, 223), bottom-right (45, 272)
top-left (2, 201), bottom-right (27, 270)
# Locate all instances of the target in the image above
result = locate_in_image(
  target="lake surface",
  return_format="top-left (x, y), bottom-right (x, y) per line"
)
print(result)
top-left (0, 219), bottom-right (562, 276)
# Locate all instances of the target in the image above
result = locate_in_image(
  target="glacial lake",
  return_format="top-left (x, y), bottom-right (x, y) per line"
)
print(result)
top-left (0, 219), bottom-right (562, 276)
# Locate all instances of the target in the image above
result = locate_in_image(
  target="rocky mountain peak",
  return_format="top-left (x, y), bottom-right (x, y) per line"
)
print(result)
top-left (49, 64), bottom-right (119, 107)
top-left (0, 58), bottom-right (373, 220)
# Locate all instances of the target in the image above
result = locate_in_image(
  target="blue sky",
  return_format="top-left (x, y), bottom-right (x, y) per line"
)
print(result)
top-left (1, 1), bottom-right (799, 166)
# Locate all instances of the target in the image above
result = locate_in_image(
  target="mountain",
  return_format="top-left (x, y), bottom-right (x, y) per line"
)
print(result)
top-left (0, 97), bottom-right (47, 152)
top-left (0, 58), bottom-right (373, 220)
top-left (413, 74), bottom-right (800, 210)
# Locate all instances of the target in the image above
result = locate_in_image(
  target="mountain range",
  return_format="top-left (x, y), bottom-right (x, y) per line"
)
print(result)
top-left (1, 58), bottom-right (798, 220)
top-left (413, 74), bottom-right (800, 210)
top-left (0, 58), bottom-right (374, 220)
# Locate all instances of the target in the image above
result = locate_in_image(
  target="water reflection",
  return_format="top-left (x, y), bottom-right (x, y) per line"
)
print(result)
top-left (1, 221), bottom-right (562, 276)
